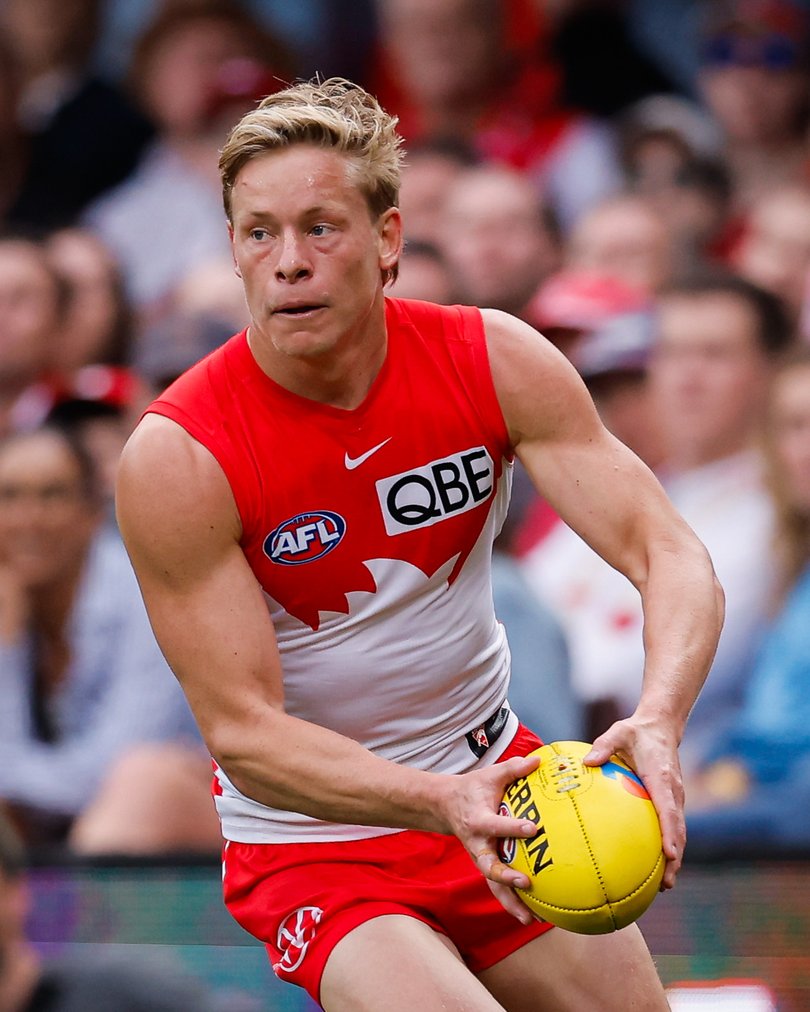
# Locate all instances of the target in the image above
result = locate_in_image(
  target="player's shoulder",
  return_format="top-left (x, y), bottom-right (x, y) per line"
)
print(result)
top-left (479, 308), bottom-right (600, 441)
top-left (121, 412), bottom-right (210, 472)
top-left (118, 414), bottom-right (236, 528)
top-left (385, 294), bottom-right (482, 333)
top-left (479, 307), bottom-right (577, 384)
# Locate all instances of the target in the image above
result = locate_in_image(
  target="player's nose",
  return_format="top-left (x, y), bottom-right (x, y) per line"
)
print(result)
top-left (275, 230), bottom-right (312, 282)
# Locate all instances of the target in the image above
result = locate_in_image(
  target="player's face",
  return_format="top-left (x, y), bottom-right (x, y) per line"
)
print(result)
top-left (228, 145), bottom-right (401, 361)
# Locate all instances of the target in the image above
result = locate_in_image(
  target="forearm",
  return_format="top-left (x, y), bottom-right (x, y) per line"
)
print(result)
top-left (634, 533), bottom-right (725, 740)
top-left (211, 707), bottom-right (454, 833)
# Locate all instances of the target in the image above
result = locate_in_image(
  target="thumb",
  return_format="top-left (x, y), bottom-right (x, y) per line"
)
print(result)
top-left (583, 738), bottom-right (613, 767)
top-left (496, 753), bottom-right (541, 785)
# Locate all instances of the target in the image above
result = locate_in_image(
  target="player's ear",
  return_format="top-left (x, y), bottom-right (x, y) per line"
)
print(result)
top-left (378, 207), bottom-right (402, 276)
top-left (227, 223), bottom-right (243, 279)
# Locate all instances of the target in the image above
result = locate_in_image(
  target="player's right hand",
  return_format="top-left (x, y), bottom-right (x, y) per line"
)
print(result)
top-left (437, 754), bottom-right (541, 924)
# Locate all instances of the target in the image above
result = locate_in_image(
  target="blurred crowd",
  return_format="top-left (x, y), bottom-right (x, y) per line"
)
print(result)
top-left (1, 0), bottom-right (810, 869)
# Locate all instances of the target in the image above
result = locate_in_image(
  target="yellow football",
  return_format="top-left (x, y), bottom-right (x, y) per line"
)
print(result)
top-left (498, 740), bottom-right (665, 934)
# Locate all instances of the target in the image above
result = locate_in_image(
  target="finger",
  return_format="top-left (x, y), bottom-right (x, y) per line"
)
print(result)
top-left (486, 812), bottom-right (537, 840)
top-left (660, 813), bottom-right (685, 890)
top-left (487, 879), bottom-right (535, 925)
top-left (583, 734), bottom-right (619, 766)
top-left (645, 777), bottom-right (685, 889)
top-left (475, 847), bottom-right (530, 891)
top-left (496, 754), bottom-right (541, 783)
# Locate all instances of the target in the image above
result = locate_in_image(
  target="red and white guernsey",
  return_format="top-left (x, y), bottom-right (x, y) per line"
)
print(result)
top-left (148, 297), bottom-right (519, 842)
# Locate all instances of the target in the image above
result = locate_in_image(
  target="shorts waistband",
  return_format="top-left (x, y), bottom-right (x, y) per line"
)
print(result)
top-left (465, 704), bottom-right (510, 758)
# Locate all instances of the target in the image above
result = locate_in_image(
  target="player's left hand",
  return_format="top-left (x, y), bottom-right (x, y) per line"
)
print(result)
top-left (583, 717), bottom-right (684, 890)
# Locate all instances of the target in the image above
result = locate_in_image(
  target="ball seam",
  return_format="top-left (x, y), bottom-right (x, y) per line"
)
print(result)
top-left (515, 850), bottom-right (665, 914)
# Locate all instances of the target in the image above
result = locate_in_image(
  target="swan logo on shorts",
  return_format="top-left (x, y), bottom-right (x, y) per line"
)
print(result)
top-left (497, 803), bottom-right (516, 863)
top-left (275, 905), bottom-right (324, 974)
top-left (376, 446), bottom-right (494, 536)
top-left (264, 511), bottom-right (346, 565)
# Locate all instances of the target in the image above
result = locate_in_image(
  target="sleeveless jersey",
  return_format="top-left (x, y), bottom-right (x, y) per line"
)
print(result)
top-left (148, 297), bottom-right (518, 842)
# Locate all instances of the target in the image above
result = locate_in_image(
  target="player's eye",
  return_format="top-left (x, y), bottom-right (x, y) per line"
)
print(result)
top-left (249, 228), bottom-right (269, 241)
top-left (310, 224), bottom-right (332, 237)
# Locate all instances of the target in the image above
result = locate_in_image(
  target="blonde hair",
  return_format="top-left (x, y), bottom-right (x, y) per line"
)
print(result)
top-left (219, 78), bottom-right (404, 282)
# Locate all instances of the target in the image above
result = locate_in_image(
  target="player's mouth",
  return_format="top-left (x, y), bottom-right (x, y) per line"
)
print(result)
top-left (273, 303), bottom-right (327, 318)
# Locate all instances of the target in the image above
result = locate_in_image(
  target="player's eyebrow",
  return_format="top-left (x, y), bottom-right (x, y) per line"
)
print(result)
top-left (241, 204), bottom-right (346, 224)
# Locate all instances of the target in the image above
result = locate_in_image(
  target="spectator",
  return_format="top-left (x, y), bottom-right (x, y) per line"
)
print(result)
top-left (0, 238), bottom-right (63, 437)
top-left (0, 0), bottom-right (153, 232)
top-left (493, 552), bottom-right (583, 745)
top-left (44, 365), bottom-right (151, 517)
top-left (398, 139), bottom-right (477, 247)
top-left (552, 1), bottom-right (680, 117)
top-left (733, 184), bottom-right (810, 325)
top-left (0, 38), bottom-right (27, 227)
top-left (170, 255), bottom-right (249, 334)
top-left (686, 349), bottom-right (810, 851)
top-left (519, 309), bottom-right (665, 738)
top-left (650, 274), bottom-right (795, 768)
top-left (696, 0), bottom-right (810, 214)
top-left (618, 95), bottom-right (736, 271)
top-left (84, 0), bottom-right (291, 324)
top-left (523, 268), bottom-right (649, 360)
top-left (0, 812), bottom-right (219, 1011)
top-left (135, 310), bottom-right (236, 394)
top-left (437, 163), bottom-right (560, 319)
top-left (522, 275), bottom-right (793, 755)
top-left (566, 193), bottom-right (676, 294)
top-left (389, 241), bottom-right (458, 305)
top-left (574, 309), bottom-right (667, 475)
top-left (372, 0), bottom-right (623, 229)
top-left (132, 255), bottom-right (251, 391)
top-left (45, 227), bottom-right (134, 371)
top-left (0, 425), bottom-right (219, 855)
top-left (515, 271), bottom-right (651, 559)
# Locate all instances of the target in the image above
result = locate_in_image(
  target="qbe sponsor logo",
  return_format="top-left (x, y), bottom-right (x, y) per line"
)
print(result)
top-left (264, 510), bottom-right (346, 565)
top-left (376, 446), bottom-right (494, 536)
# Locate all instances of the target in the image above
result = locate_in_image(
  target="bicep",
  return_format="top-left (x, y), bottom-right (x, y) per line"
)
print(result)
top-left (116, 419), bottom-right (284, 750)
top-left (484, 309), bottom-right (687, 584)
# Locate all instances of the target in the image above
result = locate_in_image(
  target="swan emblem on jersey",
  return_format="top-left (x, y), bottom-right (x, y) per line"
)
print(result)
top-left (264, 510), bottom-right (347, 565)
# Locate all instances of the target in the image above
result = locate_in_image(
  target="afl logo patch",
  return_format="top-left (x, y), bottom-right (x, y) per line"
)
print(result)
top-left (264, 510), bottom-right (346, 565)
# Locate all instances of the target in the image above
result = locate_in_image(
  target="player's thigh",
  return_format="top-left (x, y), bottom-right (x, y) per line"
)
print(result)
top-left (477, 922), bottom-right (668, 1012)
top-left (320, 914), bottom-right (506, 1012)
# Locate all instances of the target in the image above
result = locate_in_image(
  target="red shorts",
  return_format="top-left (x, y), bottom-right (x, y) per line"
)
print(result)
top-left (222, 724), bottom-right (553, 1005)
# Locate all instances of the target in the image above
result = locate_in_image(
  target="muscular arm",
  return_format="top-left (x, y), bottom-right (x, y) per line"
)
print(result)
top-left (484, 309), bottom-right (725, 885)
top-left (116, 414), bottom-right (539, 916)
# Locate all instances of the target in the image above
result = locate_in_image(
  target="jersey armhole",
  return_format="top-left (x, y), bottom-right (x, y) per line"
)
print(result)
top-left (145, 401), bottom-right (256, 540)
top-left (456, 306), bottom-right (514, 463)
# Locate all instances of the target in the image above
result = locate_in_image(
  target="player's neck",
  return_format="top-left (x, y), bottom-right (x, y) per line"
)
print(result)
top-left (247, 309), bottom-right (389, 411)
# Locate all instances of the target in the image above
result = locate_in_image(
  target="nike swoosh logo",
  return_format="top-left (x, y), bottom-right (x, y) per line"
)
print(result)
top-left (344, 437), bottom-right (392, 470)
